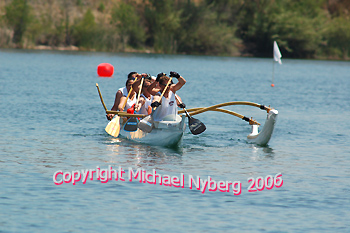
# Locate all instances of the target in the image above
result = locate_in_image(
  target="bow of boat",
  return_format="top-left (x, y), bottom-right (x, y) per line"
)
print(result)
top-left (119, 114), bottom-right (186, 147)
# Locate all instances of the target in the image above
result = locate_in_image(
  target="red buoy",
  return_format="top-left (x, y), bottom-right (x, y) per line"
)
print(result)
top-left (97, 63), bottom-right (114, 77)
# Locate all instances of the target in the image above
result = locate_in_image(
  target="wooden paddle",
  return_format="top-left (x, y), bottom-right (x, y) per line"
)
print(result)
top-left (96, 83), bottom-right (108, 112)
top-left (174, 95), bottom-right (206, 135)
top-left (138, 77), bottom-right (172, 133)
top-left (108, 80), bottom-right (136, 135)
top-left (106, 111), bottom-right (146, 118)
top-left (123, 77), bottom-right (144, 132)
top-left (96, 80), bottom-right (135, 137)
top-left (96, 83), bottom-right (120, 137)
top-left (105, 115), bottom-right (120, 137)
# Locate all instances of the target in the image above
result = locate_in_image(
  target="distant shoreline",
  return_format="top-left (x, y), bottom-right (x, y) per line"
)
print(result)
top-left (22, 45), bottom-right (155, 54)
top-left (1, 46), bottom-right (348, 61)
top-left (33, 45), bottom-right (79, 51)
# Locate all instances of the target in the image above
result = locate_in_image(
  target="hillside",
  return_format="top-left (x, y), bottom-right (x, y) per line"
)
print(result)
top-left (0, 0), bottom-right (349, 59)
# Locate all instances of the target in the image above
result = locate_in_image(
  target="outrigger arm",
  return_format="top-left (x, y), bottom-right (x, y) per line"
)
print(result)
top-left (179, 101), bottom-right (278, 146)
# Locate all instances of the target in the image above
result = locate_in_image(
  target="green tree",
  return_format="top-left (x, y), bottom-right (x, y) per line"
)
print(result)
top-left (237, 0), bottom-right (327, 58)
top-left (204, 0), bottom-right (245, 26)
top-left (72, 9), bottom-right (97, 49)
top-left (177, 2), bottom-right (239, 55)
top-left (144, 0), bottom-right (181, 53)
top-left (4, 0), bottom-right (32, 45)
top-left (111, 2), bottom-right (145, 51)
top-left (324, 17), bottom-right (350, 59)
top-left (236, 0), bottom-right (278, 56)
top-left (98, 3), bottom-right (105, 13)
top-left (271, 10), bottom-right (326, 58)
top-left (26, 10), bottom-right (65, 47)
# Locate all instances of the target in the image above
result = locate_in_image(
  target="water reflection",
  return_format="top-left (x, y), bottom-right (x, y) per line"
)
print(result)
top-left (103, 137), bottom-right (183, 169)
top-left (250, 144), bottom-right (275, 160)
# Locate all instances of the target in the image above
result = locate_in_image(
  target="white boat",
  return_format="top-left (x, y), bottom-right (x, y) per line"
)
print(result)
top-left (110, 103), bottom-right (278, 147)
top-left (119, 114), bottom-right (186, 147)
top-left (118, 108), bottom-right (277, 147)
top-left (96, 84), bottom-right (278, 147)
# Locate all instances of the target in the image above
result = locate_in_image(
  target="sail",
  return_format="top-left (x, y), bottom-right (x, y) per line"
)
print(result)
top-left (273, 41), bottom-right (282, 64)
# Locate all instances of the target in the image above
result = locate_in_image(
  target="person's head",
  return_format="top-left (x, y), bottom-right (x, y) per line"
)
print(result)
top-left (125, 78), bottom-right (135, 94)
top-left (159, 75), bottom-right (171, 93)
top-left (143, 79), bottom-right (151, 88)
top-left (128, 72), bottom-right (138, 80)
top-left (142, 81), bottom-right (151, 95)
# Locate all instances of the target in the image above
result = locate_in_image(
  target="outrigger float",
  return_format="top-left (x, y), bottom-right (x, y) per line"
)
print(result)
top-left (96, 83), bottom-right (278, 147)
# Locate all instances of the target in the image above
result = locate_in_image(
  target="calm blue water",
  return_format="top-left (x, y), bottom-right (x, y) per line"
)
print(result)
top-left (1, 49), bottom-right (349, 232)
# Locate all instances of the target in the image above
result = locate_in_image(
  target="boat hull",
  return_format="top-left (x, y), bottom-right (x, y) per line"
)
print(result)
top-left (119, 114), bottom-right (186, 147)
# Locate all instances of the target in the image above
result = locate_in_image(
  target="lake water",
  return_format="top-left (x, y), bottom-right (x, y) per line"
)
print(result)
top-left (1, 49), bottom-right (349, 232)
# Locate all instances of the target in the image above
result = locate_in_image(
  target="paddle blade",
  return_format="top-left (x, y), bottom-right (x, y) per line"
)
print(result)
top-left (188, 117), bottom-right (206, 135)
top-left (105, 116), bottom-right (120, 137)
top-left (138, 115), bottom-right (154, 133)
top-left (124, 117), bottom-right (139, 132)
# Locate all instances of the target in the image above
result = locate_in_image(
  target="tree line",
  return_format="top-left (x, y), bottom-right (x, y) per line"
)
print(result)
top-left (0, 0), bottom-right (349, 59)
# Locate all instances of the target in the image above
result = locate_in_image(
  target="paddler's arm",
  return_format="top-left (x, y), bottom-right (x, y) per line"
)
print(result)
top-left (150, 91), bottom-right (162, 109)
top-left (131, 74), bottom-right (141, 94)
top-left (132, 73), bottom-right (148, 94)
top-left (169, 71), bottom-right (186, 93)
top-left (135, 96), bottom-right (146, 112)
top-left (111, 90), bottom-right (123, 111)
top-left (118, 96), bottom-right (127, 111)
top-left (147, 72), bottom-right (163, 95)
top-left (107, 90), bottom-right (123, 120)
top-left (175, 94), bottom-right (186, 108)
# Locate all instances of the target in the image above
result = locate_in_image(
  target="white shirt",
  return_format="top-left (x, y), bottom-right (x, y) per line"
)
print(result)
top-left (135, 95), bottom-right (153, 115)
top-left (119, 87), bottom-right (136, 111)
top-left (124, 95), bottom-right (136, 111)
top-left (153, 91), bottom-right (177, 121)
top-left (118, 87), bottom-right (128, 97)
